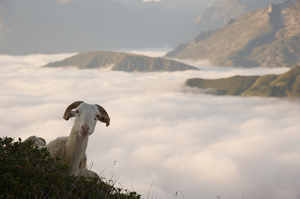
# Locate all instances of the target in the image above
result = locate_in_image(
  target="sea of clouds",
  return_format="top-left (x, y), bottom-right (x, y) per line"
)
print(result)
top-left (0, 51), bottom-right (299, 199)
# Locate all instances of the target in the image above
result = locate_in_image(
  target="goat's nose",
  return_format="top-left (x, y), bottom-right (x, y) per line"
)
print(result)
top-left (81, 125), bottom-right (90, 133)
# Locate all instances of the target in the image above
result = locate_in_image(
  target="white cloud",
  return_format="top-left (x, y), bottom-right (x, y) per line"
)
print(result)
top-left (0, 53), bottom-right (299, 199)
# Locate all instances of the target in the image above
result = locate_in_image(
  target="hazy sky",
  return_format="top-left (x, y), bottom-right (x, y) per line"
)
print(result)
top-left (0, 52), bottom-right (299, 199)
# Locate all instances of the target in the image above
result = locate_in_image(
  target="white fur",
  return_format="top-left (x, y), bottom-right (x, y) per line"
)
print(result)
top-left (26, 102), bottom-right (110, 177)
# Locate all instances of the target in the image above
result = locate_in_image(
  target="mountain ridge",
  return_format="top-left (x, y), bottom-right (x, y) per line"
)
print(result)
top-left (185, 65), bottom-right (300, 97)
top-left (165, 0), bottom-right (300, 67)
top-left (43, 51), bottom-right (199, 72)
top-left (177, 0), bottom-right (294, 44)
top-left (166, 0), bottom-right (300, 68)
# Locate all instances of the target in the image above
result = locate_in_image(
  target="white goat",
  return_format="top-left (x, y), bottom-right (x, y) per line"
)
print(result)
top-left (26, 101), bottom-right (110, 177)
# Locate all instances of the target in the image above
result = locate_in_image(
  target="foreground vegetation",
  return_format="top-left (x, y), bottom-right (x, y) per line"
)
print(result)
top-left (0, 137), bottom-right (141, 199)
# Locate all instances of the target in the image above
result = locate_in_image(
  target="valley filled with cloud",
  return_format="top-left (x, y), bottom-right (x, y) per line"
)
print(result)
top-left (0, 53), bottom-right (299, 199)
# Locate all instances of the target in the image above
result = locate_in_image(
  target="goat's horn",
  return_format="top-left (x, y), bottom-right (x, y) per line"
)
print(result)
top-left (63, 101), bottom-right (84, 120)
top-left (95, 104), bottom-right (110, 127)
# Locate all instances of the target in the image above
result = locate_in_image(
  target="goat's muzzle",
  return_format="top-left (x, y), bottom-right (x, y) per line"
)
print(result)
top-left (80, 125), bottom-right (90, 136)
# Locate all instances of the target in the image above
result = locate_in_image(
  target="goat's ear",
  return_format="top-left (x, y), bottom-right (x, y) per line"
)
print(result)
top-left (36, 137), bottom-right (46, 146)
top-left (98, 115), bottom-right (110, 127)
top-left (69, 111), bottom-right (76, 118)
top-left (63, 101), bottom-right (84, 121)
top-left (25, 136), bottom-right (46, 146)
top-left (95, 104), bottom-right (110, 127)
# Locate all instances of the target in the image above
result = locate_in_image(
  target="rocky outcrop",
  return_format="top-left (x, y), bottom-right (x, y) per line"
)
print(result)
top-left (166, 1), bottom-right (300, 68)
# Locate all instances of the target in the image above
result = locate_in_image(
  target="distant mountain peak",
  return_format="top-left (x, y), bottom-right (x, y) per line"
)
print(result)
top-left (166, 0), bottom-right (300, 68)
top-left (177, 0), bottom-right (294, 44)
top-left (43, 51), bottom-right (199, 72)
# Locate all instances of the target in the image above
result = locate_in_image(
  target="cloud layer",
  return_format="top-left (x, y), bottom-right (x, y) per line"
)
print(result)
top-left (0, 53), bottom-right (299, 199)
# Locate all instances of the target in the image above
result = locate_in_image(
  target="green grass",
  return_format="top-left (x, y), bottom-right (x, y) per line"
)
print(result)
top-left (186, 75), bottom-right (259, 95)
top-left (186, 65), bottom-right (300, 98)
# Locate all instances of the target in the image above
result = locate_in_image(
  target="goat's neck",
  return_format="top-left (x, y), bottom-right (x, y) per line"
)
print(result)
top-left (65, 127), bottom-right (89, 173)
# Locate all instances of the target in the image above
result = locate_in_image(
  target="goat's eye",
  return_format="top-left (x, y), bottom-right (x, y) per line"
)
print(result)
top-left (95, 115), bottom-right (100, 121)
top-left (75, 110), bottom-right (79, 114)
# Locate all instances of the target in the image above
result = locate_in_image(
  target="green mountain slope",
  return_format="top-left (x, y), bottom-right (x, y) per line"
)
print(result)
top-left (43, 51), bottom-right (199, 72)
top-left (186, 75), bottom-right (260, 95)
top-left (166, 0), bottom-right (300, 68)
top-left (185, 65), bottom-right (300, 97)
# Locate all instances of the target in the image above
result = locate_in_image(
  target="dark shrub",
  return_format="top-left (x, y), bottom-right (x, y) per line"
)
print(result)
top-left (0, 137), bottom-right (140, 199)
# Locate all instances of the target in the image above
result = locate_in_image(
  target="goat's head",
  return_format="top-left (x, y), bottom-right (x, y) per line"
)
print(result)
top-left (63, 101), bottom-right (110, 136)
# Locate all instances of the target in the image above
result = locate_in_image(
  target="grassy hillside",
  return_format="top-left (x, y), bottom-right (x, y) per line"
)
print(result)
top-left (186, 65), bottom-right (300, 97)
top-left (0, 137), bottom-right (141, 199)
top-left (186, 75), bottom-right (260, 95)
top-left (43, 51), bottom-right (199, 72)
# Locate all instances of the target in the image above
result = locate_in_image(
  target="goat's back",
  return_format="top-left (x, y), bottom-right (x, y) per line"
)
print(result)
top-left (46, 136), bottom-right (68, 160)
